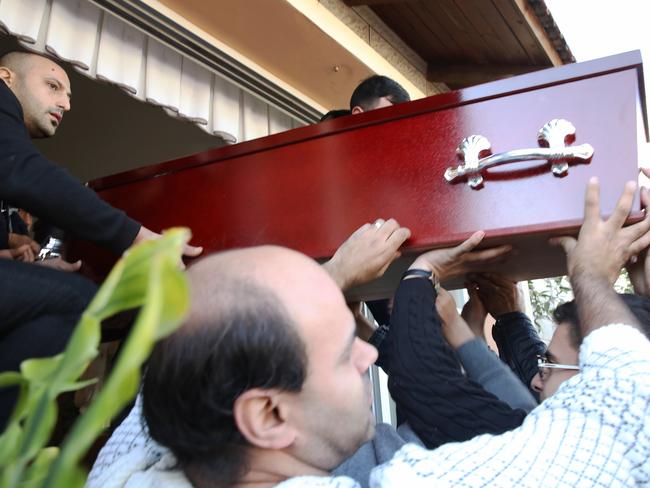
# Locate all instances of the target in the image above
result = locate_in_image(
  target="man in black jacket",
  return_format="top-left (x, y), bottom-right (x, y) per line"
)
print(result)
top-left (0, 51), bottom-right (201, 426)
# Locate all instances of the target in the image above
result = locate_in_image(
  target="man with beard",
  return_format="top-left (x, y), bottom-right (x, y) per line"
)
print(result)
top-left (0, 51), bottom-right (201, 426)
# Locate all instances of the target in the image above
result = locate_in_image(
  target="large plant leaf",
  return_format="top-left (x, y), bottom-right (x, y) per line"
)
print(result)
top-left (16, 392), bottom-right (58, 468)
top-left (0, 372), bottom-right (23, 388)
top-left (0, 423), bottom-right (22, 466)
top-left (43, 228), bottom-right (190, 488)
top-left (20, 447), bottom-right (58, 488)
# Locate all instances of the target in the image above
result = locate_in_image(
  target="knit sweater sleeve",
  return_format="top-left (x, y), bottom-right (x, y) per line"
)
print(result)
top-left (380, 278), bottom-right (526, 448)
top-left (0, 82), bottom-right (140, 254)
top-left (491, 312), bottom-right (546, 390)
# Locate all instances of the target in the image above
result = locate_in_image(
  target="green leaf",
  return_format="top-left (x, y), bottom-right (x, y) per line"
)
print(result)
top-left (21, 357), bottom-right (63, 384)
top-left (47, 316), bottom-right (101, 391)
top-left (41, 465), bottom-right (85, 488)
top-left (153, 253), bottom-right (190, 339)
top-left (56, 379), bottom-right (98, 394)
top-left (20, 447), bottom-right (58, 488)
top-left (3, 382), bottom-right (28, 436)
top-left (0, 423), bottom-right (22, 465)
top-left (17, 393), bottom-right (58, 465)
top-left (42, 229), bottom-right (190, 488)
top-left (0, 372), bottom-right (24, 388)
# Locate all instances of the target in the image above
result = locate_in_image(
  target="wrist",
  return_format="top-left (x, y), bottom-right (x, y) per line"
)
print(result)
top-left (402, 267), bottom-right (440, 290)
top-left (409, 258), bottom-right (445, 282)
top-left (409, 257), bottom-right (434, 274)
top-left (494, 311), bottom-right (527, 322)
top-left (444, 319), bottom-right (475, 349)
top-left (569, 265), bottom-right (613, 288)
top-left (323, 257), bottom-right (351, 290)
top-left (409, 258), bottom-right (444, 282)
top-left (493, 307), bottom-right (523, 318)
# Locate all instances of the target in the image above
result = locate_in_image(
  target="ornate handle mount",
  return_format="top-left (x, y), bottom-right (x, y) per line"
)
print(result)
top-left (444, 119), bottom-right (594, 189)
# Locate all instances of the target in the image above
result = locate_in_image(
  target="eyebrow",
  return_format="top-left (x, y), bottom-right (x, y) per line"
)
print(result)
top-left (545, 351), bottom-right (559, 363)
top-left (47, 77), bottom-right (72, 100)
top-left (338, 325), bottom-right (357, 363)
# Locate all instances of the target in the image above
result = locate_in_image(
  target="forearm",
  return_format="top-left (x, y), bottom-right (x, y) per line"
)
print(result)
top-left (321, 258), bottom-right (349, 290)
top-left (441, 316), bottom-right (475, 350)
top-left (0, 151), bottom-right (140, 253)
top-left (384, 278), bottom-right (525, 448)
top-left (571, 272), bottom-right (640, 336)
top-left (492, 312), bottom-right (545, 388)
top-left (457, 338), bottom-right (537, 412)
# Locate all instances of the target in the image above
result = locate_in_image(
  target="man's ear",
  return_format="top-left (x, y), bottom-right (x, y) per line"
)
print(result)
top-left (351, 106), bottom-right (364, 115)
top-left (234, 388), bottom-right (297, 450)
top-left (0, 67), bottom-right (15, 87)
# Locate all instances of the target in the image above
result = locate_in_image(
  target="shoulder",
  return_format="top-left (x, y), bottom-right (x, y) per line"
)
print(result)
top-left (369, 443), bottom-right (455, 487)
top-left (0, 80), bottom-right (29, 140)
top-left (276, 475), bottom-right (360, 488)
top-left (87, 395), bottom-right (168, 487)
top-left (580, 323), bottom-right (650, 374)
top-left (0, 81), bottom-right (22, 116)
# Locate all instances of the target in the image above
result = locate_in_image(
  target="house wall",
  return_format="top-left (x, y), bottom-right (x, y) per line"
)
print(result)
top-left (148, 0), bottom-right (433, 109)
top-left (319, 0), bottom-right (448, 97)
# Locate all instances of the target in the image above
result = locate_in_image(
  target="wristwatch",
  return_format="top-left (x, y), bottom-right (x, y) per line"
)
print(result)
top-left (401, 268), bottom-right (440, 291)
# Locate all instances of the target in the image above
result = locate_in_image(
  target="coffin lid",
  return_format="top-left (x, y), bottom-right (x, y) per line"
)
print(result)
top-left (90, 50), bottom-right (648, 192)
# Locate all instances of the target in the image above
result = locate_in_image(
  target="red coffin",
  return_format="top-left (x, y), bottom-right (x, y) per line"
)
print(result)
top-left (81, 51), bottom-right (648, 299)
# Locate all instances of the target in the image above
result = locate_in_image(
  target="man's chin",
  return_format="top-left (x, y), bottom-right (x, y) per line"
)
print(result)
top-left (365, 415), bottom-right (376, 440)
top-left (43, 119), bottom-right (59, 136)
top-left (31, 125), bottom-right (57, 138)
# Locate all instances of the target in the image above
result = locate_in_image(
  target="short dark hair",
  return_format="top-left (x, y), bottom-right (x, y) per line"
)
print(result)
top-left (0, 50), bottom-right (63, 74)
top-left (142, 279), bottom-right (308, 488)
top-left (319, 109), bottom-right (351, 122)
top-left (553, 293), bottom-right (650, 349)
top-left (349, 75), bottom-right (410, 111)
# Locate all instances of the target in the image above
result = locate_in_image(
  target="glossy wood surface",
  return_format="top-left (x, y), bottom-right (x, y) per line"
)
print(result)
top-left (79, 52), bottom-right (647, 298)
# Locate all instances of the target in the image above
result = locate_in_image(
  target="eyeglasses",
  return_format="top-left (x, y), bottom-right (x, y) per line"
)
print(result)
top-left (537, 355), bottom-right (580, 382)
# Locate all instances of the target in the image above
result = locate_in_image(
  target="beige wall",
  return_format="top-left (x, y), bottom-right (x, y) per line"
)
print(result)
top-left (318, 0), bottom-right (447, 97)
top-left (150, 0), bottom-right (435, 110)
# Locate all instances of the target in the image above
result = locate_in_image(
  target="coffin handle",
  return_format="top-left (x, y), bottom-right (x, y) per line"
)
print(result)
top-left (444, 119), bottom-right (594, 189)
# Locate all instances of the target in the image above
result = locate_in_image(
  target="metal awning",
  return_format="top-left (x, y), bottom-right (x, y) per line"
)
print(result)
top-left (0, 0), bottom-right (308, 144)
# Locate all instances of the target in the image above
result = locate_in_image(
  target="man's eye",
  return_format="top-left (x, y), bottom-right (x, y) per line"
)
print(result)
top-left (48, 83), bottom-right (57, 91)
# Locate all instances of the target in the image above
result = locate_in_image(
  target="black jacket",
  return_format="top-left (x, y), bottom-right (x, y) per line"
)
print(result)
top-left (0, 81), bottom-right (139, 253)
top-left (492, 311), bottom-right (546, 395)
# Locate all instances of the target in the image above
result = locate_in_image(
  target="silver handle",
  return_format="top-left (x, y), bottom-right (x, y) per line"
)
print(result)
top-left (444, 119), bottom-right (594, 189)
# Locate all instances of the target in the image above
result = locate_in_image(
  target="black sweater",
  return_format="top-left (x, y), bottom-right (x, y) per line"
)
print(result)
top-left (492, 311), bottom-right (546, 397)
top-left (381, 278), bottom-right (526, 449)
top-left (0, 81), bottom-right (139, 253)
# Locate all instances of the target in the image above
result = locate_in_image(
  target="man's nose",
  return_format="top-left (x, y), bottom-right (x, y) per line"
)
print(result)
top-left (58, 95), bottom-right (70, 112)
top-left (530, 373), bottom-right (543, 393)
top-left (359, 339), bottom-right (378, 371)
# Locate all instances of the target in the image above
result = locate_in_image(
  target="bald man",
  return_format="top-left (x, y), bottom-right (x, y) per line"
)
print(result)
top-left (89, 181), bottom-right (650, 488)
top-left (0, 51), bottom-right (200, 426)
